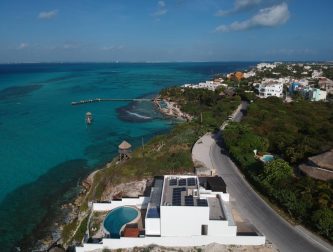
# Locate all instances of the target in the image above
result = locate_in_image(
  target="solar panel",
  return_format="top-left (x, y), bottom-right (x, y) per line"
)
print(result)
top-left (169, 179), bottom-right (177, 186)
top-left (185, 196), bottom-right (194, 206)
top-left (147, 207), bottom-right (160, 218)
top-left (172, 188), bottom-right (182, 205)
top-left (197, 199), bottom-right (208, 207)
top-left (178, 179), bottom-right (187, 186)
top-left (187, 178), bottom-right (197, 186)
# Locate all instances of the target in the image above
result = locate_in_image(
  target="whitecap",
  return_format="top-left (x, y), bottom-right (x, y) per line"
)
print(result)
top-left (126, 110), bottom-right (151, 119)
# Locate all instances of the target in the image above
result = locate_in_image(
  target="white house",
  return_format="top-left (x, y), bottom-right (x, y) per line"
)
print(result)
top-left (312, 70), bottom-right (323, 79)
top-left (308, 88), bottom-right (327, 101)
top-left (182, 81), bottom-right (224, 91)
top-left (257, 63), bottom-right (276, 70)
top-left (76, 175), bottom-right (265, 251)
top-left (243, 71), bottom-right (256, 78)
top-left (258, 79), bottom-right (283, 98)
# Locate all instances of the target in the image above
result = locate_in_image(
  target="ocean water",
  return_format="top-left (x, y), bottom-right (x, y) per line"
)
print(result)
top-left (0, 62), bottom-right (254, 250)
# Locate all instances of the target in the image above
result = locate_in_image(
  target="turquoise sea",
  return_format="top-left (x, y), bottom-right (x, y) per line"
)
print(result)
top-left (0, 62), bottom-right (254, 251)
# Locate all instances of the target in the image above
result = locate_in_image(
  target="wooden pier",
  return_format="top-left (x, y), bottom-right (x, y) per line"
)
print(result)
top-left (71, 98), bottom-right (159, 106)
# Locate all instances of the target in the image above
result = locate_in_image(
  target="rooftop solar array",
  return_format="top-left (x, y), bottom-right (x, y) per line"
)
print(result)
top-left (147, 207), bottom-right (160, 218)
top-left (172, 187), bottom-right (186, 206)
top-left (197, 199), bottom-right (208, 207)
top-left (163, 177), bottom-right (207, 207)
top-left (169, 179), bottom-right (177, 186)
top-left (187, 177), bottom-right (197, 186)
top-left (178, 178), bottom-right (187, 186)
top-left (185, 195), bottom-right (194, 206)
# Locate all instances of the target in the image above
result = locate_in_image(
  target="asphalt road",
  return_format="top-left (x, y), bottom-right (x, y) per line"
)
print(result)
top-left (211, 101), bottom-right (332, 252)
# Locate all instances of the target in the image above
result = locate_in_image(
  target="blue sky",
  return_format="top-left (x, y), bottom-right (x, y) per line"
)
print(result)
top-left (0, 0), bottom-right (332, 62)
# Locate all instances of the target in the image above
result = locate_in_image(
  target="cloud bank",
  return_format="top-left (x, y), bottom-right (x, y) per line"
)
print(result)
top-left (38, 9), bottom-right (58, 20)
top-left (216, 0), bottom-right (262, 16)
top-left (216, 2), bottom-right (290, 32)
top-left (17, 43), bottom-right (29, 50)
top-left (153, 1), bottom-right (168, 17)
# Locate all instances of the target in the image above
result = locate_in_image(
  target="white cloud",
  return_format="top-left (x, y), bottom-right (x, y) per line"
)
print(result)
top-left (63, 44), bottom-right (78, 49)
top-left (38, 9), bottom-right (58, 20)
top-left (17, 43), bottom-right (29, 50)
top-left (101, 45), bottom-right (124, 51)
top-left (153, 1), bottom-right (168, 17)
top-left (158, 1), bottom-right (166, 8)
top-left (216, 0), bottom-right (262, 16)
top-left (235, 0), bottom-right (262, 9)
top-left (216, 2), bottom-right (290, 32)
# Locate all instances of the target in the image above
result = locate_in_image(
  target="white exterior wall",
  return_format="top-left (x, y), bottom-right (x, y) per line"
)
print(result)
top-left (92, 197), bottom-right (149, 211)
top-left (208, 220), bottom-right (237, 236)
top-left (259, 83), bottom-right (283, 98)
top-left (145, 218), bottom-right (161, 236)
top-left (76, 236), bottom-right (266, 251)
top-left (160, 205), bottom-right (209, 236)
top-left (309, 89), bottom-right (327, 101)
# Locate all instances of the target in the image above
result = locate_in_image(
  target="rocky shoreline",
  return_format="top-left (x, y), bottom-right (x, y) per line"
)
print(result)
top-left (153, 96), bottom-right (193, 121)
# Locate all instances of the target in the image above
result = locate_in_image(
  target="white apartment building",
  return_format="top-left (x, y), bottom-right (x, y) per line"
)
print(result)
top-left (308, 88), bottom-right (327, 101)
top-left (257, 63), bottom-right (276, 70)
top-left (243, 71), bottom-right (256, 78)
top-left (76, 175), bottom-right (265, 251)
top-left (312, 70), bottom-right (323, 79)
top-left (182, 81), bottom-right (224, 91)
top-left (258, 79), bottom-right (283, 98)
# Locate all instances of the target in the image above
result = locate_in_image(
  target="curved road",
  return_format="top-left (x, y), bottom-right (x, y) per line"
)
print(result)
top-left (210, 102), bottom-right (332, 252)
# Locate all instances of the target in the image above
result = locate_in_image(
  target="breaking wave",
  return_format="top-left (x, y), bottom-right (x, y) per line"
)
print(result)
top-left (126, 111), bottom-right (151, 120)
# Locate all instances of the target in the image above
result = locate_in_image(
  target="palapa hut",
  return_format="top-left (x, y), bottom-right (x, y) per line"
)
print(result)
top-left (299, 149), bottom-right (333, 181)
top-left (119, 140), bottom-right (132, 161)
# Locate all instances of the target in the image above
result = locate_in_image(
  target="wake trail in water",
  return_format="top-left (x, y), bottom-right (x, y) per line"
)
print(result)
top-left (126, 110), bottom-right (152, 120)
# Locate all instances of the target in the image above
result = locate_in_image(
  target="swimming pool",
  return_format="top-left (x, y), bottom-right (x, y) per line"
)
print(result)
top-left (261, 154), bottom-right (274, 163)
top-left (103, 206), bottom-right (140, 238)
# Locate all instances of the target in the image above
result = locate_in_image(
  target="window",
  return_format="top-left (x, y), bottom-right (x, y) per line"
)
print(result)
top-left (201, 225), bottom-right (208, 235)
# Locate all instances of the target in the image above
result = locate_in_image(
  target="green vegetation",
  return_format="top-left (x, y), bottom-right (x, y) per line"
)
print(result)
top-left (84, 89), bottom-right (240, 203)
top-left (223, 97), bottom-right (333, 242)
top-left (160, 87), bottom-right (241, 132)
top-left (61, 219), bottom-right (78, 243)
top-left (243, 97), bottom-right (333, 164)
top-left (66, 87), bottom-right (241, 242)
top-left (323, 66), bottom-right (333, 79)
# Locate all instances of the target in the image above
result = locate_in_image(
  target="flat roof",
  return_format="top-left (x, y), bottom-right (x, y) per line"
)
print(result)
top-left (161, 176), bottom-right (208, 207)
top-left (146, 177), bottom-right (164, 218)
top-left (208, 197), bottom-right (225, 220)
top-left (199, 176), bottom-right (227, 193)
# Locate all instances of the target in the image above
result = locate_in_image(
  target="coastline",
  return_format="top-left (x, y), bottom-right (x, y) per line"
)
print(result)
top-left (29, 98), bottom-right (176, 251)
top-left (153, 96), bottom-right (193, 121)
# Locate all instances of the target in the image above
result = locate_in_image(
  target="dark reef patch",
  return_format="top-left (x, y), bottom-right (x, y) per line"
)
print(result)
top-left (116, 92), bottom-right (162, 123)
top-left (0, 84), bottom-right (43, 100)
top-left (0, 159), bottom-right (90, 252)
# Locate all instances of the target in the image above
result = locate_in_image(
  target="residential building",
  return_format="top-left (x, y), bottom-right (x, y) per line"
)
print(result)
top-left (76, 175), bottom-right (265, 251)
top-left (257, 63), bottom-right (276, 70)
top-left (182, 80), bottom-right (224, 91)
top-left (243, 71), bottom-right (256, 78)
top-left (318, 77), bottom-right (333, 94)
top-left (308, 88), bottom-right (327, 101)
top-left (312, 70), bottom-right (323, 79)
top-left (258, 79), bottom-right (283, 98)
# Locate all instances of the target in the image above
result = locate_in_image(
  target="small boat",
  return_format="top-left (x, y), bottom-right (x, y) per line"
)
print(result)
top-left (85, 112), bottom-right (93, 125)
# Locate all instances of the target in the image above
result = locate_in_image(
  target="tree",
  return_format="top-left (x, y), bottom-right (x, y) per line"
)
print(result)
top-left (260, 159), bottom-right (292, 185)
top-left (312, 208), bottom-right (333, 239)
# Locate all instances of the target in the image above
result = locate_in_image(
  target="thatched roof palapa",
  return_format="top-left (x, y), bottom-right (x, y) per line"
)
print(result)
top-left (119, 140), bottom-right (132, 150)
top-left (309, 149), bottom-right (333, 171)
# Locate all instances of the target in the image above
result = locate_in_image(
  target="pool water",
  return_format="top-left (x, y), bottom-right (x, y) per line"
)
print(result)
top-left (103, 206), bottom-right (139, 238)
top-left (261, 154), bottom-right (274, 163)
